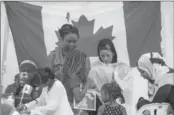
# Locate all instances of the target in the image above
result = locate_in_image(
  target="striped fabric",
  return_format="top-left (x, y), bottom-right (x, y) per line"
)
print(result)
top-left (63, 49), bottom-right (87, 79)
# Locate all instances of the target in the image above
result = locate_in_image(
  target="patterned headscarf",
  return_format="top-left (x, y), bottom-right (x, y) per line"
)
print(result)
top-left (62, 49), bottom-right (87, 82)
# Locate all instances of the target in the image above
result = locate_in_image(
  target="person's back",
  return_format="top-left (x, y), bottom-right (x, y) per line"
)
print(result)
top-left (103, 104), bottom-right (124, 115)
top-left (97, 82), bottom-right (127, 115)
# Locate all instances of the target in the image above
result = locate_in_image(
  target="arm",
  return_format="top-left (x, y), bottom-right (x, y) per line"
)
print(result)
top-left (70, 76), bottom-right (87, 103)
top-left (25, 88), bottom-right (45, 109)
top-left (73, 85), bottom-right (88, 103)
top-left (97, 105), bottom-right (105, 115)
top-left (120, 105), bottom-right (127, 115)
top-left (72, 57), bottom-right (91, 103)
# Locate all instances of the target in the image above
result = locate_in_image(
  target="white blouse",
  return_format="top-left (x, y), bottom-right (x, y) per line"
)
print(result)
top-left (25, 80), bottom-right (74, 115)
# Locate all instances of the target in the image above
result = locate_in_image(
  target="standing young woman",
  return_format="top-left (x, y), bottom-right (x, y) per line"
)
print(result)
top-left (48, 24), bottom-right (90, 81)
top-left (137, 52), bottom-right (174, 108)
top-left (88, 38), bottom-right (118, 92)
top-left (86, 38), bottom-right (118, 115)
top-left (19, 67), bottom-right (74, 115)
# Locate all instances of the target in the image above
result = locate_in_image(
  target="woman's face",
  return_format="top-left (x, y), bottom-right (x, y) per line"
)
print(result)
top-left (62, 33), bottom-right (79, 52)
top-left (19, 72), bottom-right (29, 87)
top-left (137, 67), bottom-right (151, 80)
top-left (99, 49), bottom-right (114, 64)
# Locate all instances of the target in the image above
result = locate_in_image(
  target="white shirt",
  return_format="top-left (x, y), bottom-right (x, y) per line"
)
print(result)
top-left (25, 80), bottom-right (74, 115)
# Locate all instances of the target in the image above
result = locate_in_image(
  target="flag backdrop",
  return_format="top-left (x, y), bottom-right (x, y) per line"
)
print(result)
top-left (2, 2), bottom-right (172, 115)
top-left (5, 1), bottom-right (162, 68)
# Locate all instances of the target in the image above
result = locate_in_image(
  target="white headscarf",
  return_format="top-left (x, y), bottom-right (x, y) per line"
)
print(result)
top-left (20, 60), bottom-right (37, 68)
top-left (137, 52), bottom-right (169, 81)
top-left (137, 52), bottom-right (174, 100)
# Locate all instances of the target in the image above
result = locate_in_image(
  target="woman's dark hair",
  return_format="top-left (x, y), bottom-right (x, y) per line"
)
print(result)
top-left (102, 81), bottom-right (125, 104)
top-left (97, 38), bottom-right (117, 63)
top-left (37, 67), bottom-right (55, 84)
top-left (59, 24), bottom-right (80, 39)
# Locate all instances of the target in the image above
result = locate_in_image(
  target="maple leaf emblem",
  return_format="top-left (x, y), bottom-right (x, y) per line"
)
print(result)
top-left (55, 15), bottom-right (114, 56)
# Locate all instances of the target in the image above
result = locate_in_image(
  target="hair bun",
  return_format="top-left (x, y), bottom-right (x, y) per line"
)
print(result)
top-left (59, 24), bottom-right (79, 39)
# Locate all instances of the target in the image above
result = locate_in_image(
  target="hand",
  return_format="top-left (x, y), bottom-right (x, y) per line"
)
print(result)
top-left (16, 104), bottom-right (27, 113)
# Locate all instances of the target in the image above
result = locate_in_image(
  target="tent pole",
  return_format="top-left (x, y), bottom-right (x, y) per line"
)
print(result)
top-left (1, 2), bottom-right (10, 94)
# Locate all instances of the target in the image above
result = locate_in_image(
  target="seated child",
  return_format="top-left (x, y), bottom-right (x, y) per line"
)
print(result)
top-left (97, 81), bottom-right (127, 115)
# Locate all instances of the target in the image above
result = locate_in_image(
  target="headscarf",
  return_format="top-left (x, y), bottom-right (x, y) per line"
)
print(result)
top-left (20, 60), bottom-right (37, 73)
top-left (137, 52), bottom-right (174, 99)
top-left (137, 52), bottom-right (171, 81)
top-left (62, 49), bottom-right (87, 83)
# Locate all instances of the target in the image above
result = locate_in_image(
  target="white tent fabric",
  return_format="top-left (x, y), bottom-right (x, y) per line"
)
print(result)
top-left (160, 2), bottom-right (173, 68)
top-left (1, 2), bottom-right (19, 93)
top-left (1, 1), bottom-right (173, 115)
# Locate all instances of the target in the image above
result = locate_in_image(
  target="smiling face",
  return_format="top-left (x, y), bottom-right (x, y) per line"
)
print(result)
top-left (99, 49), bottom-right (114, 64)
top-left (62, 33), bottom-right (79, 52)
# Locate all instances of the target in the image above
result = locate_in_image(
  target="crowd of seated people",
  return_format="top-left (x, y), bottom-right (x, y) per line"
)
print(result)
top-left (1, 23), bottom-right (174, 115)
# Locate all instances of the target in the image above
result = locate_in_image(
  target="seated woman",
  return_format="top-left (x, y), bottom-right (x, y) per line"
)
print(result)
top-left (137, 52), bottom-right (174, 108)
top-left (19, 67), bottom-right (73, 115)
top-left (8, 60), bottom-right (41, 107)
top-left (13, 71), bottom-right (42, 108)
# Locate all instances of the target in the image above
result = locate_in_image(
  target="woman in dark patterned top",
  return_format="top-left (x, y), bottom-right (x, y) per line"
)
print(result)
top-left (48, 24), bottom-right (90, 81)
top-left (97, 81), bottom-right (127, 115)
top-left (62, 49), bottom-right (91, 115)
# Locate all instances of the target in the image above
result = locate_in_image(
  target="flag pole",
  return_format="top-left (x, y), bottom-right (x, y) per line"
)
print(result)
top-left (66, 12), bottom-right (70, 24)
top-left (1, 3), bottom-right (10, 93)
